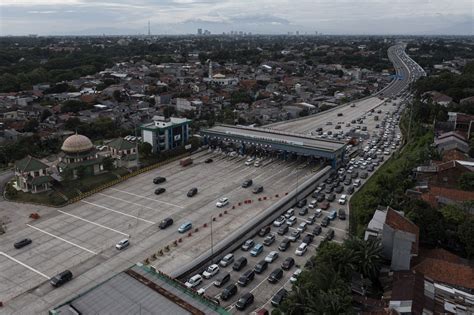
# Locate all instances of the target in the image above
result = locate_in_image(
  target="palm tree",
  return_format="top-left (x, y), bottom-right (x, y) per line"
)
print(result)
top-left (345, 237), bottom-right (382, 280)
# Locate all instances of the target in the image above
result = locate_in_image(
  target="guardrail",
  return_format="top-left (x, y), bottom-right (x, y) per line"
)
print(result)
top-left (172, 165), bottom-right (332, 280)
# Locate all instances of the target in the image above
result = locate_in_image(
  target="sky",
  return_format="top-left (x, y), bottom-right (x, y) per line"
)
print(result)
top-left (0, 0), bottom-right (473, 36)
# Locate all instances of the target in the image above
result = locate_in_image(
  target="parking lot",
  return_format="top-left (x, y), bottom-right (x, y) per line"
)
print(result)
top-left (0, 148), bottom-right (321, 306)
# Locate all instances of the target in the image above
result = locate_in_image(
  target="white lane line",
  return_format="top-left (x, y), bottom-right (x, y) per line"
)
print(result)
top-left (98, 193), bottom-right (158, 211)
top-left (0, 251), bottom-right (51, 279)
top-left (227, 274), bottom-right (276, 311)
top-left (81, 200), bottom-right (156, 224)
top-left (202, 281), bottom-right (216, 290)
top-left (109, 188), bottom-right (184, 209)
top-left (57, 209), bottom-right (129, 237)
top-left (27, 224), bottom-right (98, 255)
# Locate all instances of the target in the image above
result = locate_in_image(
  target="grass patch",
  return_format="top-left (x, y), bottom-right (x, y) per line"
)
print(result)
top-left (8, 189), bottom-right (67, 207)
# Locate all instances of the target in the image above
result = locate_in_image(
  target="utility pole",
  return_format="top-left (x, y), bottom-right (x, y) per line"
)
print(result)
top-left (210, 217), bottom-right (214, 261)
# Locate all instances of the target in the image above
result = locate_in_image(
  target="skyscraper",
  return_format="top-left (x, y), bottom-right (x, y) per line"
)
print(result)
top-left (197, 28), bottom-right (202, 35)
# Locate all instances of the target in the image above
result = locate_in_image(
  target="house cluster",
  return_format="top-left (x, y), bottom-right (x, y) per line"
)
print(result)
top-left (361, 206), bottom-right (473, 314)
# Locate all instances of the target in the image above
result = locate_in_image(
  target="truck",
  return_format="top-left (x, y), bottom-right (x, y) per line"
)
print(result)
top-left (180, 158), bottom-right (193, 167)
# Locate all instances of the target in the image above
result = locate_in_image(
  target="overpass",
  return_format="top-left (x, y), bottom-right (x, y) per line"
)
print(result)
top-left (201, 124), bottom-right (346, 168)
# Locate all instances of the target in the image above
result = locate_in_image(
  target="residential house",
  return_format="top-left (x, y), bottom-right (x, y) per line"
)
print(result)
top-left (106, 138), bottom-right (138, 169)
top-left (14, 155), bottom-right (51, 193)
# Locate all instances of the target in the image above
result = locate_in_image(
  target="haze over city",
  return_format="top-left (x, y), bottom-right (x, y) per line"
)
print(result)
top-left (1, 0), bottom-right (473, 36)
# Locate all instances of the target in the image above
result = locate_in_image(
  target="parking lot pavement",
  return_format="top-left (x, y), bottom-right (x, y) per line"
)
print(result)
top-left (0, 149), bottom-right (319, 307)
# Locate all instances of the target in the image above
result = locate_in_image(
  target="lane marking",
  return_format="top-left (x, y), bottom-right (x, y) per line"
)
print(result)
top-left (0, 251), bottom-right (51, 279)
top-left (27, 224), bottom-right (98, 255)
top-left (109, 188), bottom-right (184, 209)
top-left (81, 200), bottom-right (156, 224)
top-left (98, 193), bottom-right (159, 211)
top-left (57, 209), bottom-right (129, 236)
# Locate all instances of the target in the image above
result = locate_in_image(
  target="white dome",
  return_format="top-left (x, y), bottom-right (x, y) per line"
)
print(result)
top-left (61, 134), bottom-right (93, 153)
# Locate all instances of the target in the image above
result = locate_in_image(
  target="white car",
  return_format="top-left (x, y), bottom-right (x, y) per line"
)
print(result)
top-left (216, 197), bottom-right (229, 207)
top-left (308, 199), bottom-right (317, 209)
top-left (297, 222), bottom-right (307, 232)
top-left (286, 216), bottom-right (297, 226)
top-left (265, 251), bottom-right (279, 263)
top-left (219, 253), bottom-right (234, 267)
top-left (202, 264), bottom-right (220, 279)
top-left (284, 208), bottom-right (295, 219)
top-left (295, 243), bottom-right (308, 256)
top-left (315, 209), bottom-right (323, 218)
top-left (115, 239), bottom-right (130, 250)
top-left (185, 274), bottom-right (202, 288)
top-left (273, 216), bottom-right (286, 227)
top-left (254, 160), bottom-right (261, 167)
top-left (290, 269), bottom-right (302, 283)
top-left (245, 158), bottom-right (254, 166)
top-left (338, 195), bottom-right (347, 205)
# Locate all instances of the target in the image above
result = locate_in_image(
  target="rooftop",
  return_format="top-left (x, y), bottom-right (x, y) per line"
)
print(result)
top-left (141, 116), bottom-right (191, 130)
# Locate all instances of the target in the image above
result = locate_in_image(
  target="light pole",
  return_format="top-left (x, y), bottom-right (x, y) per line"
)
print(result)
top-left (210, 217), bottom-right (214, 260)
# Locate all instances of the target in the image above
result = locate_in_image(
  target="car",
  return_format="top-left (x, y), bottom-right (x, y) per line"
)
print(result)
top-left (338, 195), bottom-right (347, 205)
top-left (290, 269), bottom-right (302, 283)
top-left (295, 243), bottom-right (308, 256)
top-left (187, 187), bottom-right (198, 197)
top-left (213, 272), bottom-right (230, 287)
top-left (297, 222), bottom-right (307, 232)
top-left (242, 179), bottom-right (253, 188)
top-left (296, 199), bottom-right (307, 208)
top-left (334, 186), bottom-right (344, 193)
top-left (273, 216), bottom-right (286, 227)
top-left (50, 270), bottom-right (73, 287)
top-left (321, 216), bottom-right (330, 227)
top-left (220, 283), bottom-right (238, 301)
top-left (325, 229), bottom-right (335, 241)
top-left (254, 259), bottom-right (269, 274)
top-left (298, 207), bottom-right (308, 216)
top-left (252, 185), bottom-right (264, 194)
top-left (265, 251), bottom-right (279, 263)
top-left (203, 264), bottom-right (220, 279)
top-left (277, 224), bottom-right (289, 235)
top-left (238, 270), bottom-right (255, 286)
top-left (347, 186), bottom-right (355, 194)
top-left (305, 214), bottom-right (316, 225)
top-left (154, 187), bottom-right (166, 195)
top-left (312, 225), bottom-right (322, 235)
top-left (204, 158), bottom-right (213, 163)
top-left (263, 233), bottom-right (276, 246)
top-left (254, 160), bottom-right (261, 167)
top-left (271, 288), bottom-right (288, 306)
top-left (302, 233), bottom-right (314, 244)
top-left (216, 197), bottom-right (229, 207)
top-left (344, 178), bottom-right (352, 185)
top-left (185, 274), bottom-right (202, 288)
top-left (316, 194), bottom-right (325, 202)
top-left (278, 238), bottom-right (291, 251)
top-left (14, 238), bottom-right (32, 249)
top-left (236, 292), bottom-right (254, 311)
top-left (315, 208), bottom-right (323, 217)
top-left (241, 239), bottom-right (254, 251)
top-left (258, 226), bottom-right (271, 237)
top-left (286, 216), bottom-right (297, 226)
top-left (178, 222), bottom-right (193, 233)
top-left (233, 257), bottom-right (248, 271)
top-left (250, 243), bottom-right (264, 256)
top-left (326, 194), bottom-right (336, 202)
top-left (268, 268), bottom-right (284, 283)
top-left (159, 217), bottom-right (173, 229)
top-left (245, 158), bottom-right (255, 166)
top-left (325, 186), bottom-right (333, 194)
top-left (281, 257), bottom-right (295, 270)
top-left (288, 230), bottom-right (301, 242)
top-left (308, 199), bottom-right (317, 209)
top-left (360, 172), bottom-right (368, 179)
top-left (353, 179), bottom-right (362, 187)
top-left (219, 253), bottom-right (234, 267)
top-left (153, 177), bottom-right (166, 184)
top-left (338, 209), bottom-right (346, 220)
top-left (115, 239), bottom-right (130, 250)
top-left (320, 201), bottom-right (330, 210)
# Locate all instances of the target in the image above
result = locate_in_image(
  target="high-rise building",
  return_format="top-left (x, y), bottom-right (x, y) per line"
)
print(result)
top-left (197, 28), bottom-right (202, 35)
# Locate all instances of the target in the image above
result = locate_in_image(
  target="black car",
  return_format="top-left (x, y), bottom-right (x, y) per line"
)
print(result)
top-left (296, 199), bottom-right (307, 208)
top-left (316, 194), bottom-right (325, 202)
top-left (153, 177), bottom-right (166, 184)
top-left (325, 229), bottom-right (335, 241)
top-left (344, 178), bottom-right (352, 185)
top-left (154, 188), bottom-right (166, 195)
top-left (312, 225), bottom-right (322, 235)
top-left (187, 187), bottom-right (198, 197)
top-left (214, 272), bottom-right (231, 288)
top-left (298, 207), bottom-right (308, 216)
top-left (338, 209), bottom-right (346, 220)
top-left (325, 186), bottom-right (333, 194)
top-left (14, 238), bottom-right (32, 249)
top-left (278, 238), bottom-right (291, 251)
top-left (334, 186), bottom-right (344, 194)
top-left (326, 193), bottom-right (336, 202)
top-left (238, 270), bottom-right (255, 286)
top-left (321, 216), bottom-right (330, 227)
top-left (50, 270), bottom-right (73, 287)
top-left (258, 226), bottom-right (271, 237)
top-left (347, 186), bottom-right (355, 194)
top-left (159, 217), bottom-right (173, 229)
top-left (254, 260), bottom-right (268, 274)
top-left (281, 257), bottom-right (295, 270)
top-left (302, 234), bottom-right (314, 244)
top-left (241, 179), bottom-right (253, 188)
top-left (271, 288), bottom-right (288, 306)
top-left (253, 185), bottom-right (264, 194)
top-left (220, 283), bottom-right (238, 301)
top-left (236, 293), bottom-right (254, 311)
top-left (268, 268), bottom-right (284, 283)
top-left (204, 158), bottom-right (213, 163)
top-left (277, 224), bottom-right (289, 235)
top-left (263, 233), bottom-right (276, 246)
top-left (233, 257), bottom-right (248, 271)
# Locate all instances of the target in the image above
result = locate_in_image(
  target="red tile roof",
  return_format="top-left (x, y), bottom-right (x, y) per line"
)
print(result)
top-left (423, 186), bottom-right (474, 203)
top-left (417, 248), bottom-right (463, 264)
top-left (385, 208), bottom-right (419, 255)
top-left (413, 258), bottom-right (474, 290)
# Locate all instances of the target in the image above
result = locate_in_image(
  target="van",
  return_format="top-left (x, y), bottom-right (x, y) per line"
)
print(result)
top-left (233, 257), bottom-right (248, 271)
top-left (213, 272), bottom-right (230, 287)
top-left (50, 270), bottom-right (73, 287)
top-left (250, 243), bottom-right (264, 256)
top-left (238, 269), bottom-right (255, 286)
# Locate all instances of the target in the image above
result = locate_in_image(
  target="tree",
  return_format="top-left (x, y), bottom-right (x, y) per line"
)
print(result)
top-left (459, 172), bottom-right (474, 191)
top-left (103, 156), bottom-right (115, 171)
top-left (75, 165), bottom-right (87, 179)
top-left (138, 142), bottom-right (153, 158)
top-left (458, 218), bottom-right (474, 258)
top-left (440, 204), bottom-right (467, 226)
top-left (345, 237), bottom-right (382, 280)
top-left (40, 109), bottom-right (52, 122)
top-left (23, 119), bottom-right (39, 132)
